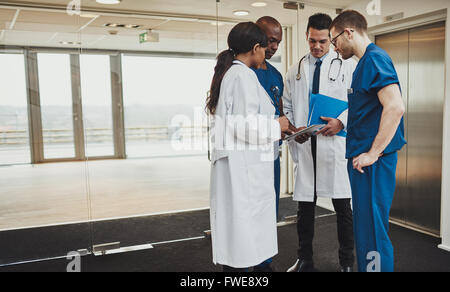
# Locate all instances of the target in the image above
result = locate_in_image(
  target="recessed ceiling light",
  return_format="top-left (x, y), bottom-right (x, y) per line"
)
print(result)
top-left (60, 41), bottom-right (82, 45)
top-left (96, 0), bottom-right (121, 4)
top-left (251, 2), bottom-right (267, 7)
top-left (233, 10), bottom-right (250, 16)
top-left (80, 13), bottom-right (99, 18)
top-left (104, 23), bottom-right (141, 29)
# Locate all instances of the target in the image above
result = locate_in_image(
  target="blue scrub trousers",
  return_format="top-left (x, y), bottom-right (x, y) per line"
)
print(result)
top-left (347, 152), bottom-right (398, 272)
top-left (274, 157), bottom-right (281, 218)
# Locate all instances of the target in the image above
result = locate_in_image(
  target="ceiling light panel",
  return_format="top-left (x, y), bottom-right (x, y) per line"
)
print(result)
top-left (233, 10), bottom-right (250, 16)
top-left (251, 2), bottom-right (268, 7)
top-left (96, 0), bottom-right (122, 4)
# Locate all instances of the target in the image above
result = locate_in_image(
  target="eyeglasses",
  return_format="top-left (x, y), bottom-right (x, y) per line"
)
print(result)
top-left (330, 29), bottom-right (354, 47)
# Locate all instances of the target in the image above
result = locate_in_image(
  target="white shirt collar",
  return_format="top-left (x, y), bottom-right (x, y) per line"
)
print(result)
top-left (310, 52), bottom-right (329, 64)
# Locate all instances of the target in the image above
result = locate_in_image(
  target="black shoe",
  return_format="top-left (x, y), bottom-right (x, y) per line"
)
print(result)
top-left (339, 266), bottom-right (353, 272)
top-left (253, 264), bottom-right (275, 273)
top-left (287, 259), bottom-right (314, 272)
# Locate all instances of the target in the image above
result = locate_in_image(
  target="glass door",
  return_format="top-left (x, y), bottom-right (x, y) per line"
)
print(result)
top-left (0, 52), bottom-right (30, 165)
top-left (83, 1), bottom-right (222, 254)
top-left (80, 54), bottom-right (115, 158)
top-left (37, 53), bottom-right (77, 160)
top-left (36, 52), bottom-right (118, 162)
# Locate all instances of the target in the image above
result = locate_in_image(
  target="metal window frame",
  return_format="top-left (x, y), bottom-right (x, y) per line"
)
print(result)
top-left (23, 50), bottom-right (43, 164)
top-left (2, 46), bottom-right (122, 163)
top-left (1, 45), bottom-right (221, 165)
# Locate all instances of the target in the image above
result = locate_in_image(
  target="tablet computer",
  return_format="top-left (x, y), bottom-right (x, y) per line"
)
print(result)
top-left (284, 124), bottom-right (324, 142)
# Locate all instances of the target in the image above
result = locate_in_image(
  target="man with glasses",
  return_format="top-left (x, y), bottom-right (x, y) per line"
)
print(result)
top-left (283, 13), bottom-right (356, 272)
top-left (330, 10), bottom-right (406, 272)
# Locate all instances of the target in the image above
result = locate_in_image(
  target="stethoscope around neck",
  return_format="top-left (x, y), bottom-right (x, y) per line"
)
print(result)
top-left (296, 52), bottom-right (343, 82)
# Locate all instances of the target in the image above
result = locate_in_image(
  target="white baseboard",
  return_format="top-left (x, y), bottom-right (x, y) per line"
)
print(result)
top-left (438, 244), bottom-right (450, 252)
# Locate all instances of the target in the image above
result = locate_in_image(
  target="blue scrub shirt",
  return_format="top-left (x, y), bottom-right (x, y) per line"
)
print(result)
top-left (347, 43), bottom-right (406, 159)
top-left (252, 61), bottom-right (284, 117)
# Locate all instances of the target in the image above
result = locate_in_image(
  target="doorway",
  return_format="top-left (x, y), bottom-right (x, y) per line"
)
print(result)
top-left (32, 51), bottom-right (124, 163)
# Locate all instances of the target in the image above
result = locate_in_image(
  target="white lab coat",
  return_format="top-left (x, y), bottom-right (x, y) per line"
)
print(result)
top-left (283, 52), bottom-right (356, 202)
top-left (209, 60), bottom-right (281, 268)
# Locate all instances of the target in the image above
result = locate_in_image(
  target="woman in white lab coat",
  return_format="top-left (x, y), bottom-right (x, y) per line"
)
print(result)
top-left (206, 22), bottom-right (291, 271)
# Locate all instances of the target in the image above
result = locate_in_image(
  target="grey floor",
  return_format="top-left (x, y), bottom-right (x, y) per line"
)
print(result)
top-left (1, 202), bottom-right (450, 272)
top-left (0, 155), bottom-right (211, 230)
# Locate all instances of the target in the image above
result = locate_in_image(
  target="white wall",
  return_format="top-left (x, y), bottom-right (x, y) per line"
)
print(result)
top-left (345, 0), bottom-right (450, 251)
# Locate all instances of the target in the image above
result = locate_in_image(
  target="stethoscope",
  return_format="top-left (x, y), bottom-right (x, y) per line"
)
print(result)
top-left (270, 85), bottom-right (286, 117)
top-left (296, 52), bottom-right (343, 82)
top-left (270, 86), bottom-right (281, 108)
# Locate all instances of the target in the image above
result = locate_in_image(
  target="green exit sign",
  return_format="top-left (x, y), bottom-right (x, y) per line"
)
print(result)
top-left (139, 32), bottom-right (148, 43)
top-left (139, 31), bottom-right (159, 43)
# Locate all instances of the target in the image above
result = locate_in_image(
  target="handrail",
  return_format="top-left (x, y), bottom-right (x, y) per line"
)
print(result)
top-left (0, 126), bottom-right (208, 146)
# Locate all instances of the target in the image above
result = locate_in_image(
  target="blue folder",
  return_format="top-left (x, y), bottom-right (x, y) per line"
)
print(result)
top-left (308, 94), bottom-right (348, 138)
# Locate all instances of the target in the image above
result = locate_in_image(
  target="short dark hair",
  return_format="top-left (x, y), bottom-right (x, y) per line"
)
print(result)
top-left (307, 13), bottom-right (332, 32)
top-left (256, 16), bottom-right (282, 29)
top-left (330, 10), bottom-right (368, 34)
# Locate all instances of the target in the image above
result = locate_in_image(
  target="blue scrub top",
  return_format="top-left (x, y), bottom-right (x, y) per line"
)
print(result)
top-left (346, 43), bottom-right (406, 159)
top-left (252, 61), bottom-right (284, 117)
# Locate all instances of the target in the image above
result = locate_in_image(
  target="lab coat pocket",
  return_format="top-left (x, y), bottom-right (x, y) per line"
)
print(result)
top-left (246, 161), bottom-right (274, 203)
top-left (211, 150), bottom-right (228, 165)
top-left (243, 150), bottom-right (268, 165)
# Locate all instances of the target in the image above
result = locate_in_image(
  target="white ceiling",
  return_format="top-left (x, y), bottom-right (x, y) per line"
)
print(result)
top-left (0, 0), bottom-right (362, 53)
top-left (0, 0), bottom-right (361, 20)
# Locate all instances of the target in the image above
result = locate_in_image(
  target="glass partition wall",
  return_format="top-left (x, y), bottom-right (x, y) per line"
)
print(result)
top-left (0, 52), bottom-right (30, 165)
top-left (0, 0), bottom-right (222, 266)
top-left (0, 0), bottom-right (298, 268)
top-left (0, 6), bottom-right (91, 265)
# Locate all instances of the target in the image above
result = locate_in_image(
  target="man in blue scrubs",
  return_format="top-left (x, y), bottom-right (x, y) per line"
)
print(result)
top-left (330, 10), bottom-right (406, 272)
top-left (252, 16), bottom-right (284, 272)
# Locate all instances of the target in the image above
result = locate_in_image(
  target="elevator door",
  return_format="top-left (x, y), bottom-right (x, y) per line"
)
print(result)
top-left (376, 21), bottom-right (445, 235)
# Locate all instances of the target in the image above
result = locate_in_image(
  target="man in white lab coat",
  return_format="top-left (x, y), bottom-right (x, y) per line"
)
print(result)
top-left (283, 13), bottom-right (356, 272)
